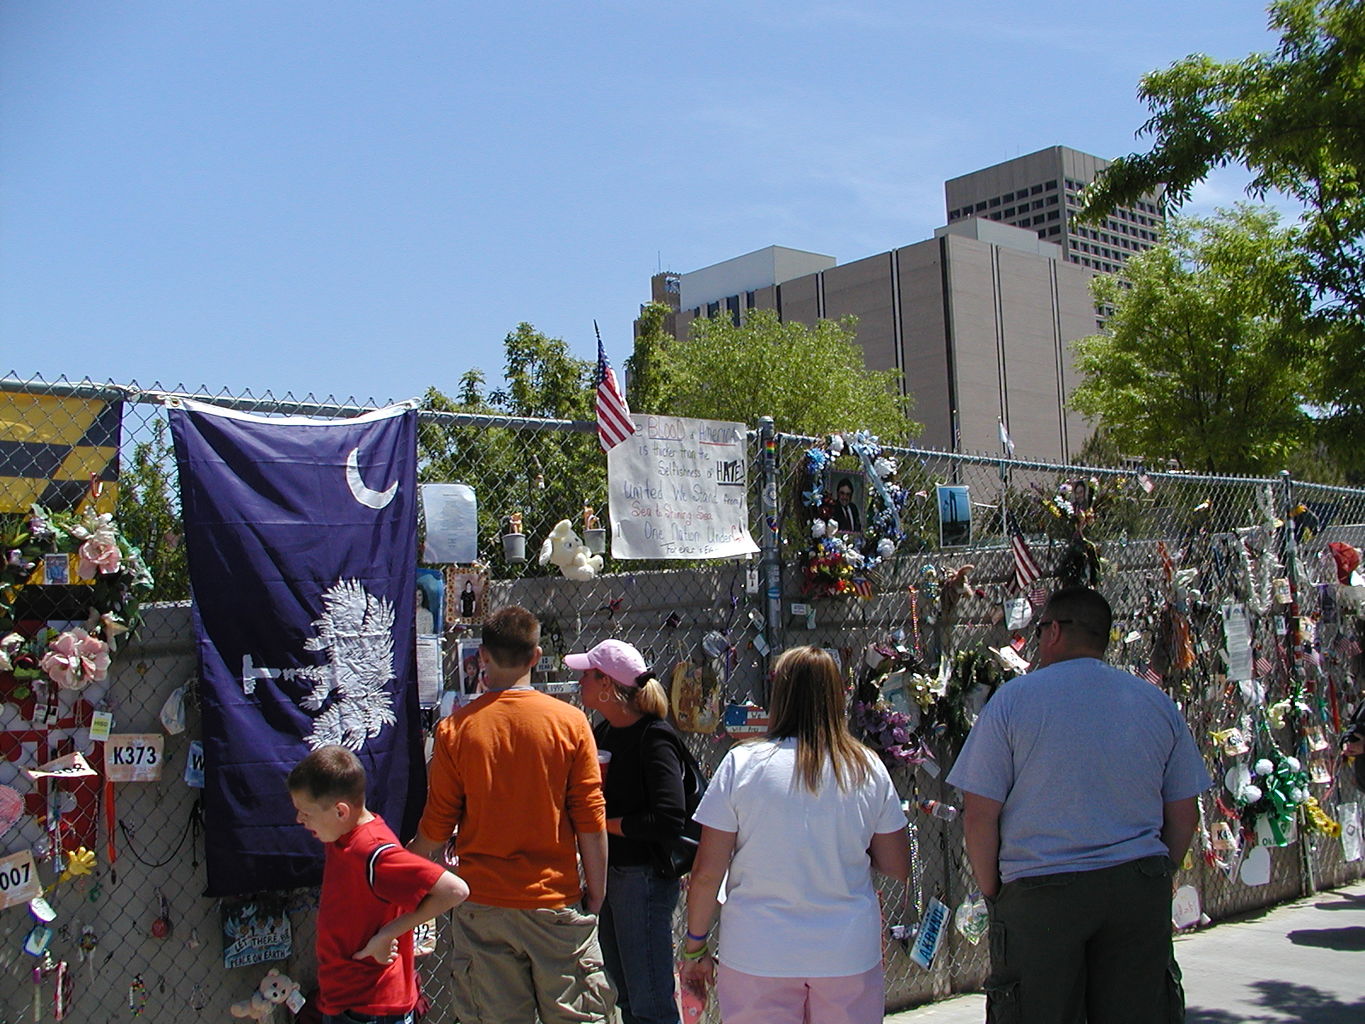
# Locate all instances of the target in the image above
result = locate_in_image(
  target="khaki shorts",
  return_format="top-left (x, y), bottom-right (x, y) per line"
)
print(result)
top-left (448, 902), bottom-right (616, 1024)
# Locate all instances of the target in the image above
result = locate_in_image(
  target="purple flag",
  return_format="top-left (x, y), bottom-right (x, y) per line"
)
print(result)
top-left (170, 400), bottom-right (424, 896)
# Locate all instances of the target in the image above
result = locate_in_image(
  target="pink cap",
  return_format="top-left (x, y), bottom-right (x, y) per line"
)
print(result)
top-left (564, 639), bottom-right (648, 687)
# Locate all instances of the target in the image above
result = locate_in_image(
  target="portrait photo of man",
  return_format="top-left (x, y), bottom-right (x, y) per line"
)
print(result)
top-left (827, 472), bottom-right (865, 535)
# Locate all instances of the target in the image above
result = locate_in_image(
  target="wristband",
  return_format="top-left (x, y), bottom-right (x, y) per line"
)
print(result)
top-left (679, 945), bottom-right (710, 961)
top-left (685, 930), bottom-right (709, 942)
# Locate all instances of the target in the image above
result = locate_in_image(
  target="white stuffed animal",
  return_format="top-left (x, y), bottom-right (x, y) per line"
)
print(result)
top-left (230, 968), bottom-right (300, 1020)
top-left (538, 519), bottom-right (604, 580)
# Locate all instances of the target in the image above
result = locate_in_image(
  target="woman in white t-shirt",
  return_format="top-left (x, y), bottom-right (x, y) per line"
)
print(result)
top-left (678, 646), bottom-right (910, 1024)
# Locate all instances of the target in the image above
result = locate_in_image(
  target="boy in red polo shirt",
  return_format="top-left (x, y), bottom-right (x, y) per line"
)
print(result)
top-left (289, 745), bottom-right (469, 1024)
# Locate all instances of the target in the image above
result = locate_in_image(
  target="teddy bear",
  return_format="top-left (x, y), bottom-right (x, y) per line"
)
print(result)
top-left (230, 968), bottom-right (300, 1020)
top-left (538, 519), bottom-right (603, 580)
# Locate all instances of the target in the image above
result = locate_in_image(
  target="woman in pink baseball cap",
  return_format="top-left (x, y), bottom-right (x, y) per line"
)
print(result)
top-left (568, 639), bottom-right (689, 1024)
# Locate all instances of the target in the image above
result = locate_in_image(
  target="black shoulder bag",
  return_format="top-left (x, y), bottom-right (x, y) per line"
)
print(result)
top-left (641, 723), bottom-right (707, 880)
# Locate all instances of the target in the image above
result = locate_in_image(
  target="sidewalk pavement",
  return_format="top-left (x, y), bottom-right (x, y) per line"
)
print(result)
top-left (885, 880), bottom-right (1365, 1022)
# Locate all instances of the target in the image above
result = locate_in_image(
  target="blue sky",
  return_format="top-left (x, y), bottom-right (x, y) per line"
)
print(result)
top-left (2, 1), bottom-right (1285, 405)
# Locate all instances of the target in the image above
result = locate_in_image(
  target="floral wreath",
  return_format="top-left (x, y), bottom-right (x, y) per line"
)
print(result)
top-left (851, 644), bottom-right (1013, 771)
top-left (1, 504), bottom-right (153, 702)
top-left (1028, 475), bottom-right (1127, 587)
top-left (798, 431), bottom-right (908, 598)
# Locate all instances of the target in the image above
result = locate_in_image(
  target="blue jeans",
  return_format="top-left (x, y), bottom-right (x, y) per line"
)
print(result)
top-left (321, 1012), bottom-right (416, 1024)
top-left (598, 864), bottom-right (681, 1024)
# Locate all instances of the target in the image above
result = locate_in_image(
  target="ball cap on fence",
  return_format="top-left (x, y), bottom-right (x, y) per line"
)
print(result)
top-left (564, 639), bottom-right (647, 687)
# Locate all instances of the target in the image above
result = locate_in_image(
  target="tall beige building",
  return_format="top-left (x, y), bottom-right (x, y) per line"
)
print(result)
top-left (643, 147), bottom-right (1163, 462)
top-left (652, 222), bottom-right (1094, 461)
top-left (945, 145), bottom-right (1164, 274)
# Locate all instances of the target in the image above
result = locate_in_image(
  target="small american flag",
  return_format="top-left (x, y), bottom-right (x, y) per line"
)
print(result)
top-left (851, 577), bottom-right (874, 600)
top-left (1007, 511), bottom-right (1043, 593)
top-left (1141, 664), bottom-right (1162, 686)
top-left (594, 328), bottom-right (636, 452)
top-left (1027, 581), bottom-right (1049, 609)
top-left (1254, 654), bottom-right (1273, 677)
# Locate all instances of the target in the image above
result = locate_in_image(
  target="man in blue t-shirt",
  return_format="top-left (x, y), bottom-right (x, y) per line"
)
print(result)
top-left (948, 586), bottom-right (1211, 1023)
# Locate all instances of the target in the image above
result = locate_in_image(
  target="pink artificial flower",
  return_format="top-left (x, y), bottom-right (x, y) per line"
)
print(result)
top-left (40, 628), bottom-right (110, 691)
top-left (77, 538), bottom-right (121, 577)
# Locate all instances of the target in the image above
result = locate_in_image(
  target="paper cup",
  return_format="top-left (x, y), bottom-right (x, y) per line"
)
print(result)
top-left (596, 750), bottom-right (612, 781)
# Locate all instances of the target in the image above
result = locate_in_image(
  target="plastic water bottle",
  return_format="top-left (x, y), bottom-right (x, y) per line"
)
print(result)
top-left (918, 799), bottom-right (959, 822)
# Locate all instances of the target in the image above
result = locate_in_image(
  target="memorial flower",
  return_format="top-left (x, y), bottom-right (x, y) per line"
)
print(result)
top-left (40, 628), bottom-right (111, 691)
top-left (78, 536), bottom-right (122, 576)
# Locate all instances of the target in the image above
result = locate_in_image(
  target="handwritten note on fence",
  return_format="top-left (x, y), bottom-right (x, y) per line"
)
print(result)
top-left (607, 415), bottom-right (759, 560)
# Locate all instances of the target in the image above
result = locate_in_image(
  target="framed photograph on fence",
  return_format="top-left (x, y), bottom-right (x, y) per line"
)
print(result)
top-left (445, 566), bottom-right (489, 625)
top-left (416, 567), bottom-right (444, 635)
top-left (458, 638), bottom-right (484, 695)
top-left (824, 469), bottom-right (866, 535)
top-left (936, 485), bottom-right (972, 548)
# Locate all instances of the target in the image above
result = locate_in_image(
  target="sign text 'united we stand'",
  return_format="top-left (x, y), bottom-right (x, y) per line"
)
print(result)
top-left (607, 415), bottom-right (759, 560)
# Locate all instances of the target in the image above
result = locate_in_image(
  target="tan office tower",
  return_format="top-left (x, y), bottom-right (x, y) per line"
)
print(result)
top-left (642, 147), bottom-right (1164, 461)
top-left (944, 145), bottom-right (1164, 275)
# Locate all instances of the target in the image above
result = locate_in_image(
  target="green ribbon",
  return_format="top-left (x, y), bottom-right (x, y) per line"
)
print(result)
top-left (1259, 761), bottom-right (1308, 846)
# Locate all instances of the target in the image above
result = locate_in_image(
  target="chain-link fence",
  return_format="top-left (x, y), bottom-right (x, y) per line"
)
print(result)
top-left (1, 373), bottom-right (1363, 1020)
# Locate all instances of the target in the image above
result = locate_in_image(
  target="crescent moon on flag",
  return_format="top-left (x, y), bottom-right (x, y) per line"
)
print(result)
top-left (345, 447), bottom-right (398, 509)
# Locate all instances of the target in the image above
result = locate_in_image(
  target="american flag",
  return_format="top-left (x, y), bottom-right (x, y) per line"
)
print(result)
top-left (1141, 664), bottom-right (1163, 686)
top-left (851, 577), bottom-right (874, 600)
top-left (1007, 511), bottom-right (1043, 593)
top-left (595, 331), bottom-right (636, 452)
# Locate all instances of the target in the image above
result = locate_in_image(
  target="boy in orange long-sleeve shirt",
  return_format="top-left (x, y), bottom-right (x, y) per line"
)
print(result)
top-left (409, 605), bottom-right (613, 1024)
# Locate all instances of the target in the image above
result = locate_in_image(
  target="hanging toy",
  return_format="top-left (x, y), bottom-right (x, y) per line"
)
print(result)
top-left (229, 968), bottom-right (301, 1020)
top-left (53, 846), bottom-right (97, 888)
top-left (537, 519), bottom-right (603, 580)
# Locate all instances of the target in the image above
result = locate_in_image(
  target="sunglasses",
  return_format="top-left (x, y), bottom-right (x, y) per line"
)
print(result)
top-left (1034, 618), bottom-right (1074, 637)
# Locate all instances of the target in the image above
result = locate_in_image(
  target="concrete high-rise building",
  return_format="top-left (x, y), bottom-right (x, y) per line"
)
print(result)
top-left (642, 147), bottom-right (1162, 461)
top-left (944, 145), bottom-right (1164, 275)
top-left (649, 222), bottom-right (1095, 460)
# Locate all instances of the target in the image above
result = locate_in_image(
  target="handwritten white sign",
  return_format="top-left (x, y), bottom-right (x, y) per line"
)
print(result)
top-left (607, 415), bottom-right (759, 560)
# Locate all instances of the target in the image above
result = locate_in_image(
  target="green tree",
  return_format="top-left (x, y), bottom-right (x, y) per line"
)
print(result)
top-left (116, 418), bottom-right (189, 601)
top-left (624, 301), bottom-right (675, 414)
top-left (493, 322), bottom-right (594, 420)
top-left (1080, 0), bottom-right (1365, 459)
top-left (656, 309), bottom-right (919, 442)
top-left (1069, 207), bottom-right (1312, 474)
top-left (419, 324), bottom-right (605, 573)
